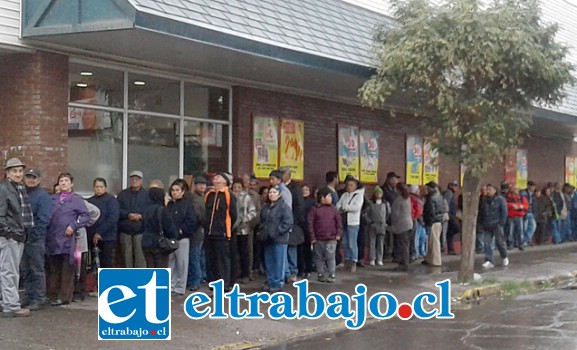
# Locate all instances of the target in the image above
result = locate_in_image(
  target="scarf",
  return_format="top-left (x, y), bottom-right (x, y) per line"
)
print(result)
top-left (11, 181), bottom-right (34, 229)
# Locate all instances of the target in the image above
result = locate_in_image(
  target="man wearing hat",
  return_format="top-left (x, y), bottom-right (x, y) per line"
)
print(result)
top-left (20, 168), bottom-right (52, 311)
top-left (187, 175), bottom-right (207, 291)
top-left (204, 173), bottom-right (237, 292)
top-left (117, 170), bottom-right (149, 268)
top-left (0, 158), bottom-right (33, 317)
top-left (423, 181), bottom-right (445, 266)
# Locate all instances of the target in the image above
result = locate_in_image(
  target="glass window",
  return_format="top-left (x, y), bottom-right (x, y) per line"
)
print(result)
top-left (69, 63), bottom-right (124, 108)
top-left (128, 73), bottom-right (180, 115)
top-left (128, 114), bottom-right (180, 187)
top-left (67, 108), bottom-right (123, 195)
top-left (182, 121), bottom-right (229, 175)
top-left (184, 83), bottom-right (229, 120)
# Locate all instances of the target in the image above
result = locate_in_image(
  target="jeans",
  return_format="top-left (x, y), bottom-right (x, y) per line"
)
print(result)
top-left (561, 215), bottom-right (571, 242)
top-left (343, 225), bottom-right (360, 262)
top-left (286, 245), bottom-right (298, 276)
top-left (484, 226), bottom-right (508, 263)
top-left (552, 220), bottom-right (562, 244)
top-left (416, 223), bottom-right (427, 257)
top-left (187, 243), bottom-right (203, 288)
top-left (523, 213), bottom-right (536, 246)
top-left (476, 230), bottom-right (485, 252)
top-left (0, 237), bottom-right (24, 312)
top-left (20, 239), bottom-right (46, 305)
top-left (508, 217), bottom-right (524, 248)
top-left (265, 243), bottom-right (287, 290)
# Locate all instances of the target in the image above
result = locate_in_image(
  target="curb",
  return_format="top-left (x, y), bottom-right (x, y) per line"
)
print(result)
top-left (458, 270), bottom-right (577, 302)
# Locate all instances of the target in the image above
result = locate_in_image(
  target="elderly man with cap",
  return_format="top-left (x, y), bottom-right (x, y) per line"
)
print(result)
top-left (204, 172), bottom-right (237, 292)
top-left (423, 181), bottom-right (445, 267)
top-left (0, 158), bottom-right (33, 317)
top-left (116, 170), bottom-right (149, 268)
top-left (187, 175), bottom-right (207, 291)
top-left (20, 168), bottom-right (52, 311)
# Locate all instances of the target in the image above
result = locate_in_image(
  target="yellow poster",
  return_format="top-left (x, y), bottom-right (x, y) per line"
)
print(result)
top-left (516, 149), bottom-right (528, 189)
top-left (566, 157), bottom-right (576, 187)
top-left (423, 140), bottom-right (439, 184)
top-left (253, 116), bottom-right (279, 179)
top-left (406, 135), bottom-right (423, 185)
top-left (360, 130), bottom-right (379, 184)
top-left (338, 126), bottom-right (360, 182)
top-left (279, 119), bottom-right (305, 181)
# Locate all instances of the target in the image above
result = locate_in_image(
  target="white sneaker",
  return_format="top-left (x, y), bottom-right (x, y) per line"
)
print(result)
top-left (482, 261), bottom-right (494, 269)
top-left (503, 257), bottom-right (510, 267)
top-left (369, 260), bottom-right (375, 266)
top-left (377, 261), bottom-right (384, 266)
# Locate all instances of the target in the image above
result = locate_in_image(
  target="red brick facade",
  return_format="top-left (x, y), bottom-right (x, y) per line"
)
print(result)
top-left (233, 86), bottom-right (576, 190)
top-left (0, 51), bottom-right (69, 187)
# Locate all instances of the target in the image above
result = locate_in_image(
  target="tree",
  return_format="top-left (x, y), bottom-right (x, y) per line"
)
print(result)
top-left (359, 0), bottom-right (574, 282)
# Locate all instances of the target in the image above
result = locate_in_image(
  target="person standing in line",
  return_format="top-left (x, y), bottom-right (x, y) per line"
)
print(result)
top-left (391, 183), bottom-right (413, 271)
top-left (87, 178), bottom-right (120, 270)
top-left (20, 168), bottom-right (52, 311)
top-left (231, 179), bottom-right (257, 284)
top-left (535, 187), bottom-right (555, 245)
top-left (381, 172), bottom-right (400, 260)
top-left (481, 184), bottom-right (510, 269)
top-left (46, 173), bottom-right (90, 306)
top-left (167, 179), bottom-right (196, 295)
top-left (0, 158), bottom-right (33, 317)
top-left (363, 186), bottom-right (389, 266)
top-left (117, 171), bottom-right (149, 268)
top-left (422, 182), bottom-right (444, 267)
top-left (337, 175), bottom-right (365, 273)
top-left (188, 176), bottom-right (207, 292)
top-left (506, 185), bottom-right (528, 251)
top-left (280, 167), bottom-right (305, 283)
top-left (520, 181), bottom-right (537, 247)
top-left (142, 188), bottom-right (177, 269)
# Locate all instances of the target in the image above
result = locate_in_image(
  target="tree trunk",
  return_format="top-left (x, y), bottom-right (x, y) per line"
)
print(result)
top-left (458, 171), bottom-right (482, 283)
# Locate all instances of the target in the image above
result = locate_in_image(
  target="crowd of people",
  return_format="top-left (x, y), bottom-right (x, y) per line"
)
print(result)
top-left (0, 156), bottom-right (575, 318)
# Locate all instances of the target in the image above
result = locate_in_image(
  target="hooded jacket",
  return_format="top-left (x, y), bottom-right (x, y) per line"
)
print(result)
top-left (205, 187), bottom-right (238, 240)
top-left (307, 204), bottom-right (343, 241)
top-left (337, 187), bottom-right (365, 226)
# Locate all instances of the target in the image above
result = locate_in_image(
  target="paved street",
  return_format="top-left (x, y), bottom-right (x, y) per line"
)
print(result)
top-left (0, 243), bottom-right (575, 350)
top-left (268, 288), bottom-right (577, 350)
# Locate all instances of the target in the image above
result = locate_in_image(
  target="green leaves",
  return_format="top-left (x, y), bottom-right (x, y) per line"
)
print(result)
top-left (359, 0), bottom-right (575, 175)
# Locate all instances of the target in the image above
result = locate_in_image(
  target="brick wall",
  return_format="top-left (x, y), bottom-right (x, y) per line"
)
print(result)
top-left (232, 86), bottom-right (577, 191)
top-left (0, 51), bottom-right (69, 188)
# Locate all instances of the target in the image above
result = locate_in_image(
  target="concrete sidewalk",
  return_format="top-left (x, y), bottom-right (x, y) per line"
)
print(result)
top-left (1, 243), bottom-right (576, 350)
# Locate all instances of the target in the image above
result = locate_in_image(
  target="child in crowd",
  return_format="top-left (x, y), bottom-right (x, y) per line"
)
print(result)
top-left (307, 187), bottom-right (342, 283)
top-left (363, 186), bottom-right (389, 265)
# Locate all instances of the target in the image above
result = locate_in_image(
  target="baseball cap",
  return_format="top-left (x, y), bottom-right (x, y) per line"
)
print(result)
top-left (386, 172), bottom-right (401, 179)
top-left (25, 168), bottom-right (41, 178)
top-left (129, 170), bottom-right (143, 178)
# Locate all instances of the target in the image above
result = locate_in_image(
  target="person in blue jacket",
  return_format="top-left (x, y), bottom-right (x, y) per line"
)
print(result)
top-left (21, 168), bottom-right (52, 311)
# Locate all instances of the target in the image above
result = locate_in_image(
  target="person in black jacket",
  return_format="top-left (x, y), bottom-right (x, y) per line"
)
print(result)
top-left (141, 188), bottom-right (177, 268)
top-left (261, 185), bottom-right (293, 292)
top-left (167, 179), bottom-right (197, 295)
top-left (423, 182), bottom-right (444, 267)
top-left (205, 173), bottom-right (237, 292)
top-left (280, 167), bottom-right (305, 282)
top-left (117, 171), bottom-right (149, 268)
top-left (481, 184), bottom-right (509, 269)
top-left (87, 178), bottom-right (120, 269)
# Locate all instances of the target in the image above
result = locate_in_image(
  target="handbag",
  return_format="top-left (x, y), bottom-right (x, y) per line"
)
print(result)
top-left (157, 207), bottom-right (179, 254)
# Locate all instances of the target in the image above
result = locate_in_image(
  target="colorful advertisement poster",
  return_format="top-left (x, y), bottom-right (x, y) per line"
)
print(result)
top-left (338, 126), bottom-right (360, 182)
top-left (516, 149), bottom-right (528, 189)
top-left (360, 130), bottom-right (379, 184)
top-left (423, 140), bottom-right (439, 184)
top-left (406, 135), bottom-right (423, 185)
top-left (566, 157), bottom-right (576, 187)
top-left (279, 119), bottom-right (305, 181)
top-left (460, 164), bottom-right (466, 187)
top-left (253, 116), bottom-right (279, 179)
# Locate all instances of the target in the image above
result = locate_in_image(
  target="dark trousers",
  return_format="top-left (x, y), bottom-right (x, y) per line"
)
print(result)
top-left (395, 230), bottom-right (411, 267)
top-left (535, 223), bottom-right (549, 245)
top-left (236, 234), bottom-right (251, 279)
top-left (47, 254), bottom-right (76, 303)
top-left (90, 240), bottom-right (116, 269)
top-left (206, 238), bottom-right (231, 289)
top-left (144, 250), bottom-right (169, 268)
top-left (357, 223), bottom-right (366, 262)
top-left (409, 220), bottom-right (417, 259)
top-left (20, 240), bottom-right (46, 304)
top-left (297, 241), bottom-right (314, 275)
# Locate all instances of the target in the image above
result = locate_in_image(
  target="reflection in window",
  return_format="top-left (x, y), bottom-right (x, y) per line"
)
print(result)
top-left (184, 83), bottom-right (229, 120)
top-left (67, 108), bottom-right (123, 195)
top-left (183, 121), bottom-right (229, 175)
top-left (128, 74), bottom-right (180, 115)
top-left (69, 63), bottom-right (124, 108)
top-left (128, 115), bottom-right (179, 187)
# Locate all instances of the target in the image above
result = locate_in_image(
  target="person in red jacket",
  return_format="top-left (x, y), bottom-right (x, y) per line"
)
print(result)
top-left (506, 186), bottom-right (529, 251)
top-left (308, 187), bottom-right (343, 283)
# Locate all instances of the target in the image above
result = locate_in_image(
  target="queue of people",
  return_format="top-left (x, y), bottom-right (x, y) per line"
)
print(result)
top-left (1, 155), bottom-right (576, 318)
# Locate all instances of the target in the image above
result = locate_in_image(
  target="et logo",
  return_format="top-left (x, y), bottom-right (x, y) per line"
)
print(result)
top-left (98, 269), bottom-right (171, 340)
